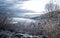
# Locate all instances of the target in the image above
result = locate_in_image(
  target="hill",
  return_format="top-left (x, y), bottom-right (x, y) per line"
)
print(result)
top-left (38, 10), bottom-right (60, 38)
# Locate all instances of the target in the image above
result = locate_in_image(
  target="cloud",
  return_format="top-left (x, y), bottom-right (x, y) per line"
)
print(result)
top-left (0, 0), bottom-right (38, 18)
top-left (22, 0), bottom-right (50, 12)
top-left (0, 0), bottom-right (32, 13)
top-left (0, 0), bottom-right (48, 18)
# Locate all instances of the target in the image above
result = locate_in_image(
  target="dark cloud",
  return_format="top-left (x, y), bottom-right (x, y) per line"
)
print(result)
top-left (0, 0), bottom-right (30, 13)
top-left (8, 8), bottom-right (36, 13)
top-left (0, 0), bottom-right (38, 18)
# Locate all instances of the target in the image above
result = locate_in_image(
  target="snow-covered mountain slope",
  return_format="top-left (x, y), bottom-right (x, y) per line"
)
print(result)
top-left (10, 18), bottom-right (36, 24)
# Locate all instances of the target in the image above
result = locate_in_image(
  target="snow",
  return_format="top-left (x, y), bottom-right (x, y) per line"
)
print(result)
top-left (11, 18), bottom-right (36, 24)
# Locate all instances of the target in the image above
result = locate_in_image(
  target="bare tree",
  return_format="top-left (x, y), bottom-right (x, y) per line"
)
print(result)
top-left (45, 2), bottom-right (59, 12)
top-left (37, 10), bottom-right (60, 38)
top-left (0, 7), bottom-right (12, 30)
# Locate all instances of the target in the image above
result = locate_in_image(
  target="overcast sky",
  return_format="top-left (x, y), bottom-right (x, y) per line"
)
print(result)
top-left (0, 0), bottom-right (60, 18)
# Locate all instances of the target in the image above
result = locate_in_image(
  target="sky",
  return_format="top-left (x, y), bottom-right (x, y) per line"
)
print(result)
top-left (0, 0), bottom-right (60, 18)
